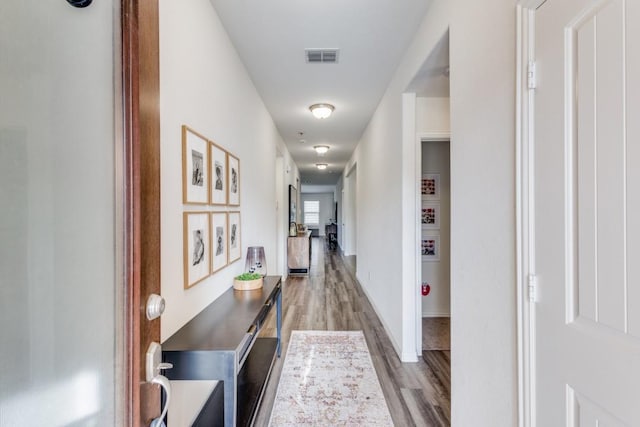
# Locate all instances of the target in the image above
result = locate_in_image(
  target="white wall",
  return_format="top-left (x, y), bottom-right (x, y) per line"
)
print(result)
top-left (345, 0), bottom-right (517, 425)
top-left (300, 192), bottom-right (335, 235)
top-left (449, 0), bottom-right (517, 424)
top-left (421, 140), bottom-right (451, 317)
top-left (158, 0), bottom-right (297, 423)
top-left (300, 184), bottom-right (336, 194)
top-left (343, 1), bottom-right (454, 363)
top-left (275, 156), bottom-right (285, 276)
top-left (417, 97), bottom-right (450, 133)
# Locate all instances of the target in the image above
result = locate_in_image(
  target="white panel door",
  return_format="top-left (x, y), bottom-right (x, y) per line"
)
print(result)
top-left (534, 0), bottom-right (640, 425)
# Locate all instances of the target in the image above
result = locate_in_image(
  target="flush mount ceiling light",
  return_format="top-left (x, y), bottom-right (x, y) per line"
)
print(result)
top-left (316, 163), bottom-right (328, 170)
top-left (313, 145), bottom-right (330, 155)
top-left (309, 103), bottom-right (334, 119)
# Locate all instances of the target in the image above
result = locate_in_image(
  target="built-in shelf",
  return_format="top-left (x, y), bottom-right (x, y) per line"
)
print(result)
top-left (192, 338), bottom-right (278, 427)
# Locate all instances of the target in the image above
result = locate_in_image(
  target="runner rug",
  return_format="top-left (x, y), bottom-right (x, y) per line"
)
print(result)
top-left (268, 330), bottom-right (394, 426)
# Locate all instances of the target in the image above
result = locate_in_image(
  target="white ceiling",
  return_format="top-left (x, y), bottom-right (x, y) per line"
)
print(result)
top-left (209, 0), bottom-right (434, 185)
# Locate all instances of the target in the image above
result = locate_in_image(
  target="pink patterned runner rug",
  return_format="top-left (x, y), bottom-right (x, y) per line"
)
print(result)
top-left (268, 330), bottom-right (394, 426)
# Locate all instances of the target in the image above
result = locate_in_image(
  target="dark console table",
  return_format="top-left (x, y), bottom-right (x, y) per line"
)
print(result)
top-left (162, 276), bottom-right (282, 426)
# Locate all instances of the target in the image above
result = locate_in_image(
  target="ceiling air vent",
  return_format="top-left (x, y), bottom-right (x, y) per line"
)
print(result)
top-left (305, 49), bottom-right (339, 64)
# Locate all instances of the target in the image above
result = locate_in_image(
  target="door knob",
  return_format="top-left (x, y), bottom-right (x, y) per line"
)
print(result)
top-left (146, 294), bottom-right (165, 320)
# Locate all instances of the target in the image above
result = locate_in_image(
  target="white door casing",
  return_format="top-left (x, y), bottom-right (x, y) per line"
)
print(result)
top-left (528, 0), bottom-right (640, 425)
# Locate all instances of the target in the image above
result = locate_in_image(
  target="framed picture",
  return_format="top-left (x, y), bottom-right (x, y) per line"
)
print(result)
top-left (421, 202), bottom-right (440, 229)
top-left (182, 126), bottom-right (209, 205)
top-left (289, 185), bottom-right (297, 223)
top-left (421, 234), bottom-right (440, 261)
top-left (211, 212), bottom-right (228, 273)
top-left (227, 211), bottom-right (241, 264)
top-left (227, 152), bottom-right (240, 206)
top-left (210, 142), bottom-right (228, 205)
top-left (183, 212), bottom-right (211, 288)
top-left (421, 173), bottom-right (440, 200)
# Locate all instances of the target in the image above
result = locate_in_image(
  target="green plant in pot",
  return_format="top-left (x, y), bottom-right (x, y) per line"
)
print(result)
top-left (233, 272), bottom-right (263, 291)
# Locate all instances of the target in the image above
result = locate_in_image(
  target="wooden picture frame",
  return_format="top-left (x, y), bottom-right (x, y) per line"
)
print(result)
top-left (182, 126), bottom-right (209, 204)
top-left (183, 211), bottom-right (211, 288)
top-left (421, 233), bottom-right (440, 262)
top-left (421, 202), bottom-right (440, 229)
top-left (227, 152), bottom-right (240, 206)
top-left (289, 185), bottom-right (297, 223)
top-left (421, 173), bottom-right (440, 201)
top-left (227, 211), bottom-right (241, 264)
top-left (211, 212), bottom-right (229, 272)
top-left (210, 141), bottom-right (228, 205)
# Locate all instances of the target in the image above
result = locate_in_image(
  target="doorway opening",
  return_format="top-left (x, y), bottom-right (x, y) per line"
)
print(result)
top-left (420, 139), bottom-right (451, 357)
top-left (343, 163), bottom-right (357, 273)
top-left (406, 28), bottom-right (451, 361)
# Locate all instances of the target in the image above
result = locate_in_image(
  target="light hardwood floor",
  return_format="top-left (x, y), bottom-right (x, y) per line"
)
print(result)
top-left (255, 238), bottom-right (451, 426)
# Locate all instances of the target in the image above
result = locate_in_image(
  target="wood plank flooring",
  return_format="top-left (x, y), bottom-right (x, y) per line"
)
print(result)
top-left (255, 238), bottom-right (451, 426)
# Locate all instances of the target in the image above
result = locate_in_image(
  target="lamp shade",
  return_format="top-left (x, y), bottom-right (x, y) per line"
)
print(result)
top-left (316, 163), bottom-right (328, 170)
top-left (245, 246), bottom-right (267, 276)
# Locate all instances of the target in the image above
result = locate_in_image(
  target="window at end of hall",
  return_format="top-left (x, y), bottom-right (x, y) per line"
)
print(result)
top-left (303, 200), bottom-right (319, 226)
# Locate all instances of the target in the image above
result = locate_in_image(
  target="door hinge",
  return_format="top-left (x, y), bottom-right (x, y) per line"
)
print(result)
top-left (527, 274), bottom-right (537, 302)
top-left (527, 61), bottom-right (536, 90)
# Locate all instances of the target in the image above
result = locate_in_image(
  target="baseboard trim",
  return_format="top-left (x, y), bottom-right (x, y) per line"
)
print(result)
top-left (401, 351), bottom-right (419, 363)
top-left (356, 274), bottom-right (419, 362)
top-left (337, 255), bottom-right (407, 362)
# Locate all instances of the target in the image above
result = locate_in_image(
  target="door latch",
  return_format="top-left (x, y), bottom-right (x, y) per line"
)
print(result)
top-left (146, 342), bottom-right (172, 427)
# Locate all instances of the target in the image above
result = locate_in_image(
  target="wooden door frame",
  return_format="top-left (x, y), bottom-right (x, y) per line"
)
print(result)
top-left (121, 0), bottom-right (161, 425)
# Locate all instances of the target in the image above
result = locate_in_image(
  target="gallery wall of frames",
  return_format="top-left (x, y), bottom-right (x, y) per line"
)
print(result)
top-left (420, 173), bottom-right (440, 261)
top-left (182, 125), bottom-right (242, 288)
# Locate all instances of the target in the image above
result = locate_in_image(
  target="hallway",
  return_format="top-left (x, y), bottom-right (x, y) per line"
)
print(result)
top-left (256, 238), bottom-right (451, 426)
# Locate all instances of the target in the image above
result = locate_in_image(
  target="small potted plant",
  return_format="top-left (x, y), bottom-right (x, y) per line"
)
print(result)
top-left (233, 272), bottom-right (264, 291)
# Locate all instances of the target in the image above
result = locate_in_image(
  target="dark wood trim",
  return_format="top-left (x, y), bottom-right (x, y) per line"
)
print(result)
top-left (138, 0), bottom-right (161, 423)
top-left (122, 0), bottom-right (161, 425)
